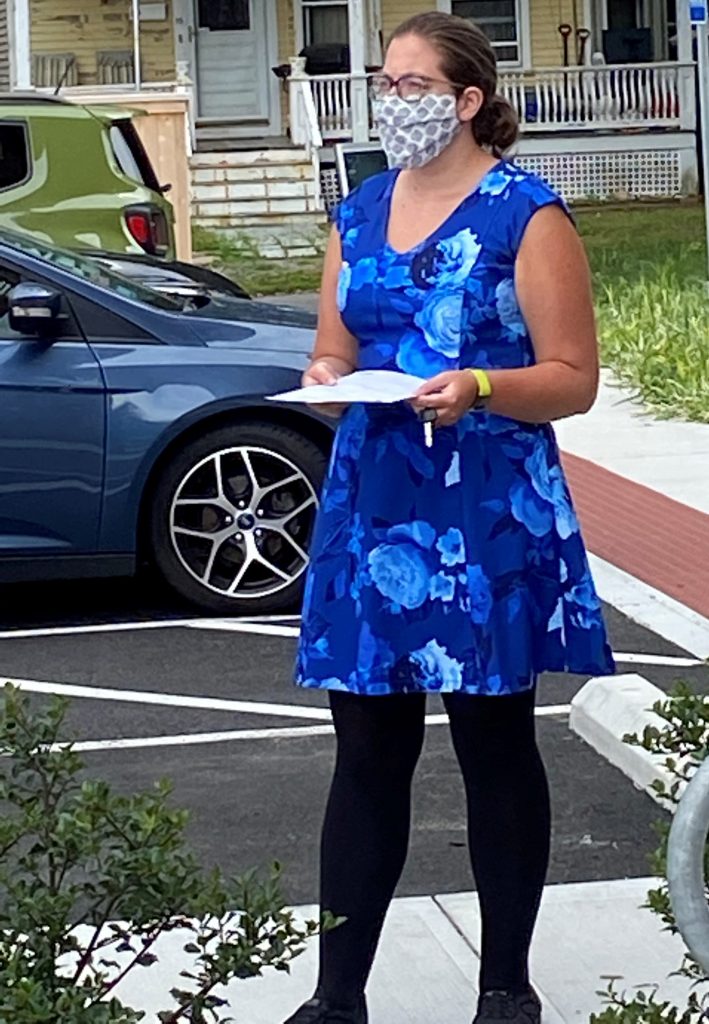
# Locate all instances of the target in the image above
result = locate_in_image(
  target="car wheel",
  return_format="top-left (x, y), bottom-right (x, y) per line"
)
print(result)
top-left (149, 421), bottom-right (327, 615)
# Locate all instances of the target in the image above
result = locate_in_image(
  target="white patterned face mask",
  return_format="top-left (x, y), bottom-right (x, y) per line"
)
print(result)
top-left (372, 92), bottom-right (463, 169)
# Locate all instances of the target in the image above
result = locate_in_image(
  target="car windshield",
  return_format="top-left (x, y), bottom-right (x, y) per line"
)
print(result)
top-left (0, 230), bottom-right (183, 312)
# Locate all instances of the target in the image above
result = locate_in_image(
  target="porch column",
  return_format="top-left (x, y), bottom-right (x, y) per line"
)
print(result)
top-left (676, 0), bottom-right (696, 133)
top-left (349, 0), bottom-right (370, 143)
top-left (9, 0), bottom-right (31, 89)
top-left (130, 0), bottom-right (142, 89)
top-left (366, 0), bottom-right (383, 66)
top-left (676, 0), bottom-right (693, 65)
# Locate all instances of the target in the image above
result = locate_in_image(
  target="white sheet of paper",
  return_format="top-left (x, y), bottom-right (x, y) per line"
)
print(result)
top-left (267, 369), bottom-right (426, 405)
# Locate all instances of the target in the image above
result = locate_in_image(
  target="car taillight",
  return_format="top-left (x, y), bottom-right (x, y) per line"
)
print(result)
top-left (124, 205), bottom-right (169, 257)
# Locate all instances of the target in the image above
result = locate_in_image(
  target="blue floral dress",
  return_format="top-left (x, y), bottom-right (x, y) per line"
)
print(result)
top-left (295, 160), bottom-right (615, 697)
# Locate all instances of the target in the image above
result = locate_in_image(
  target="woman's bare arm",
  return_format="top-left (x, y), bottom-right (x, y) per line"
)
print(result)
top-left (413, 205), bottom-right (600, 425)
top-left (485, 204), bottom-right (599, 422)
top-left (304, 227), bottom-right (359, 384)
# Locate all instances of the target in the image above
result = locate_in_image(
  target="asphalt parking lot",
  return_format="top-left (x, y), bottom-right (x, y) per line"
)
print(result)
top-left (1, 576), bottom-right (707, 906)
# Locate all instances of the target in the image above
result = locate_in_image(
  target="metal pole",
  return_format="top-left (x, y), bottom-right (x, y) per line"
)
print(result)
top-left (696, 21), bottom-right (709, 287)
top-left (131, 0), bottom-right (142, 91)
top-left (667, 757), bottom-right (709, 973)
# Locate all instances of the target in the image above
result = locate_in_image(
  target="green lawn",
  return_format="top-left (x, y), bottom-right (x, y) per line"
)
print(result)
top-left (194, 203), bottom-right (709, 422)
top-left (579, 204), bottom-right (709, 422)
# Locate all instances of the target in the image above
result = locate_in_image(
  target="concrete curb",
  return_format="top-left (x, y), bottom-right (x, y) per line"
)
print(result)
top-left (570, 673), bottom-right (674, 807)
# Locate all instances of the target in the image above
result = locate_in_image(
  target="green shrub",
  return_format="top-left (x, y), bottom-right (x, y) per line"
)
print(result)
top-left (0, 684), bottom-right (335, 1022)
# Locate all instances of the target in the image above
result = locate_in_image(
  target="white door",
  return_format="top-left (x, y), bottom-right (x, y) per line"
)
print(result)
top-left (196, 0), bottom-right (271, 123)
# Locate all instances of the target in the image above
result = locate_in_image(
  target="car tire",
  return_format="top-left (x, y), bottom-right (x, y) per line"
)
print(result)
top-left (149, 420), bottom-right (328, 615)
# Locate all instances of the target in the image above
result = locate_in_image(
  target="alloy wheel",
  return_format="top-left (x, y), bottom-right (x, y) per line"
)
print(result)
top-left (169, 445), bottom-right (318, 601)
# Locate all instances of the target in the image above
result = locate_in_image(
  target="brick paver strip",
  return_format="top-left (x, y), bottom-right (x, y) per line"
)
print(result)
top-left (562, 452), bottom-right (709, 620)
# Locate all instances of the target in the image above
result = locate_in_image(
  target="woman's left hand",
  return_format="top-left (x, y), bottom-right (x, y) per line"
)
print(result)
top-left (411, 370), bottom-right (479, 427)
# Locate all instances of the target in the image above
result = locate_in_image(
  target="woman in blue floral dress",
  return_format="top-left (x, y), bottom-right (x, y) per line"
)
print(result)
top-left (285, 13), bottom-right (614, 1024)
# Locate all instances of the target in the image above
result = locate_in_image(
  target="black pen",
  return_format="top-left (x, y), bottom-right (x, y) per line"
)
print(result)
top-left (419, 407), bottom-right (437, 448)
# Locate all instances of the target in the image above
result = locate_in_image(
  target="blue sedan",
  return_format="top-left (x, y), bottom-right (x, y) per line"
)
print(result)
top-left (0, 230), bottom-right (333, 614)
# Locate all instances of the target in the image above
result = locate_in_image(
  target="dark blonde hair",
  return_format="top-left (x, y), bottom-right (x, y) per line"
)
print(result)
top-left (388, 12), bottom-right (519, 156)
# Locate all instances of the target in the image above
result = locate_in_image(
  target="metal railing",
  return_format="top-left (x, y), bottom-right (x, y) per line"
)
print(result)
top-left (668, 757), bottom-right (709, 973)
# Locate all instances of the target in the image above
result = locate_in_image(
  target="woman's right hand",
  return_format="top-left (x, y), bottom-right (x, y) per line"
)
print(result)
top-left (302, 357), bottom-right (351, 419)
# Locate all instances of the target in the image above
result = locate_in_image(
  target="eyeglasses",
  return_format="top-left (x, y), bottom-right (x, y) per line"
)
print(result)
top-left (368, 72), bottom-right (463, 103)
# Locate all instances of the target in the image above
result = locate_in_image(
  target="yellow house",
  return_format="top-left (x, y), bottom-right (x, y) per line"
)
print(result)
top-left (0, 0), bottom-right (699, 255)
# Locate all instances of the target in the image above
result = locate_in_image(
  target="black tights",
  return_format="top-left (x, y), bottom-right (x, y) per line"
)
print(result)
top-left (317, 689), bottom-right (551, 1005)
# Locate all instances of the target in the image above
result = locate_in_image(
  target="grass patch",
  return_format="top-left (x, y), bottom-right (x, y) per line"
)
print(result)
top-left (192, 226), bottom-right (324, 296)
top-left (578, 203), bottom-right (709, 422)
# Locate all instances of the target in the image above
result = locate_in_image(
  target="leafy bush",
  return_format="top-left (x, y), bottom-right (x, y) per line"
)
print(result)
top-left (591, 683), bottom-right (709, 1023)
top-left (0, 684), bottom-right (334, 1022)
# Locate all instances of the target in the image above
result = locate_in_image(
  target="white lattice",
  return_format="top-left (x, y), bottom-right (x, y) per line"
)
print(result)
top-left (320, 149), bottom-right (683, 211)
top-left (320, 166), bottom-right (342, 212)
top-left (515, 150), bottom-right (682, 202)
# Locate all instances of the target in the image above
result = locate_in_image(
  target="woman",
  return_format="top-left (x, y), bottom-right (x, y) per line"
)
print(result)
top-left (286, 12), bottom-right (614, 1024)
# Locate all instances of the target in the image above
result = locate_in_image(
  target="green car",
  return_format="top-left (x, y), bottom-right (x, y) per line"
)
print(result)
top-left (0, 94), bottom-right (175, 259)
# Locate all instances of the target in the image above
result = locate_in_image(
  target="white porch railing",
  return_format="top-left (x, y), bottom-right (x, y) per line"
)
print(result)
top-left (289, 61), bottom-right (697, 146)
top-left (500, 62), bottom-right (696, 132)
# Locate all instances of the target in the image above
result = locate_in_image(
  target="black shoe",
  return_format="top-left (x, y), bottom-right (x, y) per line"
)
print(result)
top-left (473, 988), bottom-right (542, 1024)
top-left (283, 995), bottom-right (368, 1024)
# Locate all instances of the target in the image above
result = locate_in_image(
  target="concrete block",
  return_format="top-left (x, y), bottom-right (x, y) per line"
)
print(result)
top-left (226, 183), bottom-right (267, 200)
top-left (192, 184), bottom-right (227, 202)
top-left (267, 181), bottom-right (308, 199)
top-left (195, 202), bottom-right (230, 218)
top-left (267, 198), bottom-right (311, 215)
top-left (264, 164), bottom-right (310, 180)
top-left (260, 244), bottom-right (288, 260)
top-left (228, 199), bottom-right (269, 216)
top-left (224, 166), bottom-right (269, 182)
top-left (285, 245), bottom-right (319, 258)
top-left (570, 674), bottom-right (675, 806)
top-left (193, 148), bottom-right (309, 167)
top-left (192, 168), bottom-right (220, 184)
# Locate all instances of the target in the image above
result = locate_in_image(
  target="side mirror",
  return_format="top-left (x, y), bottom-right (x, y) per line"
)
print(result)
top-left (8, 282), bottom-right (62, 337)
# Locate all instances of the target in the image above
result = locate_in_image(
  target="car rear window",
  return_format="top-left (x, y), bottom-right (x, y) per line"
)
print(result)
top-left (109, 120), bottom-right (161, 192)
top-left (0, 122), bottom-right (30, 190)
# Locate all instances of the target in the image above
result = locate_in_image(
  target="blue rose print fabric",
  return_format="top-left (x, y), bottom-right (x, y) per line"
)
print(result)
top-left (295, 160), bottom-right (615, 696)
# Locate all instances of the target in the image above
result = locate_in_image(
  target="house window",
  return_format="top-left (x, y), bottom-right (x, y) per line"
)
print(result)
top-left (0, 123), bottom-right (29, 190)
top-left (451, 1), bottom-right (520, 64)
top-left (302, 0), bottom-right (349, 46)
top-left (197, 0), bottom-right (250, 32)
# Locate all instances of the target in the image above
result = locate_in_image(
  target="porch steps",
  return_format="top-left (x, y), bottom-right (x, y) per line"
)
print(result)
top-left (190, 148), bottom-right (327, 260)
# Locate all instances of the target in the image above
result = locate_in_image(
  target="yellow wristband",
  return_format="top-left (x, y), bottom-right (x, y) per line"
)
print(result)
top-left (469, 368), bottom-right (492, 408)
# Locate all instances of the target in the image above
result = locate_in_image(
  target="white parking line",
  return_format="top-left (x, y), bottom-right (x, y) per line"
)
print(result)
top-left (5, 677), bottom-right (332, 720)
top-left (0, 620), bottom-right (187, 640)
top-left (62, 723), bottom-right (337, 752)
top-left (55, 704), bottom-right (572, 754)
top-left (184, 620), bottom-right (300, 638)
top-left (0, 617), bottom-right (302, 641)
top-left (613, 651), bottom-right (704, 667)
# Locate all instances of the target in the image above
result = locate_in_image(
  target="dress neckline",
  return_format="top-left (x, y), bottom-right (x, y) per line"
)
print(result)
top-left (383, 158), bottom-right (507, 257)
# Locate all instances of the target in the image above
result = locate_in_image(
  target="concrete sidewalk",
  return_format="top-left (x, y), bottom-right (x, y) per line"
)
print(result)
top-left (119, 878), bottom-right (691, 1023)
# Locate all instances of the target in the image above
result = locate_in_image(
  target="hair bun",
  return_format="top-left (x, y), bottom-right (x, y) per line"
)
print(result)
top-left (474, 94), bottom-right (519, 155)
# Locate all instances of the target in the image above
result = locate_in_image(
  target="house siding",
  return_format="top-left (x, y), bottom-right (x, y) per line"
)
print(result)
top-left (381, 0), bottom-right (435, 43)
top-left (30, 0), bottom-right (176, 85)
top-left (277, 0), bottom-right (296, 62)
top-left (530, 0), bottom-right (579, 67)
